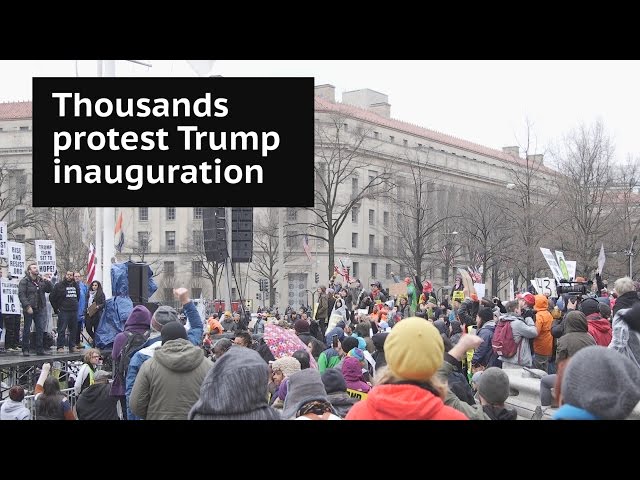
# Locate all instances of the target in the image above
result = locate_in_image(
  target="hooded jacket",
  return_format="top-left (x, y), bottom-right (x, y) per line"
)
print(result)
top-left (472, 321), bottom-right (499, 368)
top-left (612, 290), bottom-right (640, 315)
top-left (345, 383), bottom-right (468, 420)
top-left (586, 312), bottom-right (612, 347)
top-left (533, 295), bottom-right (554, 356)
top-left (556, 312), bottom-right (596, 362)
top-left (110, 305), bottom-right (151, 397)
top-left (341, 356), bottom-right (370, 393)
top-left (609, 303), bottom-right (640, 370)
top-left (18, 273), bottom-right (53, 312)
top-left (130, 338), bottom-right (212, 420)
top-left (188, 347), bottom-right (281, 420)
top-left (0, 399), bottom-right (31, 420)
top-left (76, 383), bottom-right (119, 420)
top-left (482, 404), bottom-right (518, 420)
top-left (498, 313), bottom-right (539, 367)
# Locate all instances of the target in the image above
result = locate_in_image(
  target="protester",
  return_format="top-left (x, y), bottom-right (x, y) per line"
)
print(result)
top-left (76, 370), bottom-right (119, 420)
top-left (74, 348), bottom-right (102, 396)
top-left (281, 369), bottom-right (341, 420)
top-left (0, 386), bottom-right (31, 420)
top-left (321, 368), bottom-right (357, 418)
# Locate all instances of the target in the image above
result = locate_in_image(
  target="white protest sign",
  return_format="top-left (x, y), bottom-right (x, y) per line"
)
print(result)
top-left (509, 278), bottom-right (515, 301)
top-left (565, 261), bottom-right (577, 281)
top-left (473, 283), bottom-right (486, 300)
top-left (1, 278), bottom-right (22, 315)
top-left (7, 242), bottom-right (25, 279)
top-left (35, 240), bottom-right (57, 276)
top-left (540, 248), bottom-right (564, 282)
top-left (0, 221), bottom-right (7, 259)
top-left (597, 244), bottom-right (605, 275)
top-left (555, 250), bottom-right (570, 281)
top-left (531, 277), bottom-right (557, 297)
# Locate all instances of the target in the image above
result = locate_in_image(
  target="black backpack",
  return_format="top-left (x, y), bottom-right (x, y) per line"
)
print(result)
top-left (116, 330), bottom-right (150, 380)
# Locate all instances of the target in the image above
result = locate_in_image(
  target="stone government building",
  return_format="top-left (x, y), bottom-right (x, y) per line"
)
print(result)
top-left (0, 86), bottom-right (550, 309)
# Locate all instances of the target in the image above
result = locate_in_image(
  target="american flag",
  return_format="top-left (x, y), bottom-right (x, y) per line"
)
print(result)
top-left (333, 264), bottom-right (350, 283)
top-left (114, 211), bottom-right (124, 253)
top-left (303, 234), bottom-right (313, 262)
top-left (87, 243), bottom-right (96, 284)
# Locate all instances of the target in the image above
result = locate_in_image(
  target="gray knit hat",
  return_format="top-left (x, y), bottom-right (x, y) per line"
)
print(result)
top-left (561, 345), bottom-right (640, 420)
top-left (281, 368), bottom-right (337, 419)
top-left (188, 347), bottom-right (281, 420)
top-left (151, 305), bottom-right (179, 332)
top-left (478, 367), bottom-right (510, 405)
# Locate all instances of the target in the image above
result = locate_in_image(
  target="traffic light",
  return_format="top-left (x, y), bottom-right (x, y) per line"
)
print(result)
top-left (315, 272), bottom-right (319, 284)
top-left (256, 292), bottom-right (260, 299)
top-left (258, 278), bottom-right (266, 291)
top-left (264, 281), bottom-right (269, 293)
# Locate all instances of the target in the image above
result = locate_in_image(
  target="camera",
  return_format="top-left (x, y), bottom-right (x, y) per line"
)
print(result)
top-left (556, 281), bottom-right (590, 296)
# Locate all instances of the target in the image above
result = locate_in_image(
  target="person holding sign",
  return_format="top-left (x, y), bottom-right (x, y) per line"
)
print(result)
top-left (18, 264), bottom-right (54, 356)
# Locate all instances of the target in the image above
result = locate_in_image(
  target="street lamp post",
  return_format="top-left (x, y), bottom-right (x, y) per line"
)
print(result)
top-left (627, 235), bottom-right (637, 278)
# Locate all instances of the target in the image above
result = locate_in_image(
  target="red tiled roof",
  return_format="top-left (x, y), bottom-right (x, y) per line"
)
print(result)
top-left (315, 96), bottom-right (550, 172)
top-left (0, 101), bottom-right (32, 120)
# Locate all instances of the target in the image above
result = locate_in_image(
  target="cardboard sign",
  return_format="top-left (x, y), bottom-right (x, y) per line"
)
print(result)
top-left (7, 242), bottom-right (25, 279)
top-left (555, 250), bottom-right (570, 281)
top-left (474, 283), bottom-right (486, 300)
top-left (565, 261), bottom-right (576, 281)
top-left (452, 290), bottom-right (465, 302)
top-left (509, 278), bottom-right (515, 301)
top-left (346, 388), bottom-right (369, 401)
top-left (540, 248), bottom-right (564, 282)
top-left (35, 240), bottom-right (57, 276)
top-left (1, 278), bottom-right (22, 315)
top-left (531, 277), bottom-right (557, 297)
top-left (388, 282), bottom-right (407, 297)
top-left (0, 221), bottom-right (7, 259)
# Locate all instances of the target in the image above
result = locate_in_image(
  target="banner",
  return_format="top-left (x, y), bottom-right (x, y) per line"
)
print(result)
top-left (1, 278), bottom-right (22, 315)
top-left (35, 240), bottom-right (57, 276)
top-left (0, 221), bottom-right (7, 259)
top-left (531, 277), bottom-right (557, 297)
top-left (388, 282), bottom-right (407, 297)
top-left (7, 242), bottom-right (25, 279)
top-left (565, 261), bottom-right (577, 281)
top-left (540, 248), bottom-right (564, 282)
top-left (554, 250), bottom-right (570, 280)
top-left (597, 244), bottom-right (606, 275)
top-left (346, 389), bottom-right (369, 401)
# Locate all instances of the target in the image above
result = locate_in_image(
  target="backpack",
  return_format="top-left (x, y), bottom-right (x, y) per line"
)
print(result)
top-left (491, 318), bottom-right (521, 358)
top-left (116, 330), bottom-right (150, 380)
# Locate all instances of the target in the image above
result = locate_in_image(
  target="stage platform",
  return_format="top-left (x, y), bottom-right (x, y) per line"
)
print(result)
top-left (0, 351), bottom-right (84, 369)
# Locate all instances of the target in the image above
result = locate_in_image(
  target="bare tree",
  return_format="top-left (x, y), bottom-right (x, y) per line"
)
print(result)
top-left (551, 120), bottom-right (615, 278)
top-left (185, 230), bottom-right (224, 300)
top-left (287, 113), bottom-right (391, 278)
top-left (45, 208), bottom-right (86, 274)
top-left (386, 149), bottom-right (455, 283)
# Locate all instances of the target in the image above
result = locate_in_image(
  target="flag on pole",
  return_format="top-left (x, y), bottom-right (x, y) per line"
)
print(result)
top-left (87, 243), bottom-right (96, 284)
top-left (303, 234), bottom-right (313, 262)
top-left (598, 243), bottom-right (606, 275)
top-left (115, 211), bottom-right (124, 253)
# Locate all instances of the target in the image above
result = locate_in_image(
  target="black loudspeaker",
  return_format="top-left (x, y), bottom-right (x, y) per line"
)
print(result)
top-left (133, 301), bottom-right (160, 316)
top-left (203, 207), bottom-right (228, 263)
top-left (128, 262), bottom-right (149, 304)
top-left (231, 207), bottom-right (253, 263)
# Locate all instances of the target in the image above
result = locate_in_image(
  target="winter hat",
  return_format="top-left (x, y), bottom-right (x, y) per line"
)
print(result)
top-left (348, 348), bottom-right (365, 362)
top-left (471, 371), bottom-right (483, 386)
top-left (478, 367), bottom-right (510, 405)
top-left (340, 336), bottom-right (359, 355)
top-left (161, 321), bottom-right (188, 345)
top-left (477, 307), bottom-right (493, 324)
top-left (271, 356), bottom-right (301, 378)
top-left (294, 319), bottom-right (310, 334)
top-left (188, 347), bottom-right (281, 420)
top-left (372, 332), bottom-right (389, 351)
top-left (579, 297), bottom-right (600, 317)
top-left (151, 305), bottom-right (179, 332)
top-left (598, 303), bottom-right (611, 319)
top-left (281, 368), bottom-right (335, 419)
top-left (124, 305), bottom-right (152, 330)
top-left (518, 293), bottom-right (535, 307)
top-left (385, 317), bottom-right (444, 382)
top-left (561, 346), bottom-right (640, 420)
top-left (321, 368), bottom-right (348, 394)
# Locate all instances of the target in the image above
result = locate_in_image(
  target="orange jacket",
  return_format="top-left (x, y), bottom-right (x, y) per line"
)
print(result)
top-left (533, 295), bottom-right (553, 356)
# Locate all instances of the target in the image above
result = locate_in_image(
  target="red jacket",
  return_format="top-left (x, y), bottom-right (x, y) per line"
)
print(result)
top-left (345, 383), bottom-right (468, 420)
top-left (586, 313), bottom-right (612, 346)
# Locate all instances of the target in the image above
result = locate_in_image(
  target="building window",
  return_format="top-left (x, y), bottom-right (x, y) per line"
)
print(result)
top-left (403, 139), bottom-right (408, 146)
top-left (352, 262), bottom-right (359, 277)
top-left (286, 231), bottom-right (298, 248)
top-left (373, 131), bottom-right (379, 139)
top-left (287, 208), bottom-right (297, 221)
top-left (352, 233), bottom-right (358, 249)
top-left (193, 230), bottom-right (203, 249)
top-left (166, 207), bottom-right (176, 221)
top-left (192, 288), bottom-right (202, 299)
top-left (352, 177), bottom-right (359, 195)
top-left (383, 211), bottom-right (389, 227)
top-left (352, 206), bottom-right (359, 223)
top-left (417, 143), bottom-right (423, 147)
top-left (397, 213), bottom-right (402, 228)
top-left (164, 288), bottom-right (173, 301)
top-left (166, 231), bottom-right (176, 252)
top-left (139, 207), bottom-right (148, 221)
top-left (371, 263), bottom-right (377, 278)
top-left (389, 135), bottom-right (395, 143)
top-left (15, 208), bottom-right (25, 224)
top-left (369, 234), bottom-right (375, 254)
top-left (232, 288), bottom-right (237, 301)
top-left (138, 231), bottom-right (149, 251)
top-left (386, 264), bottom-right (392, 279)
top-left (164, 261), bottom-right (174, 276)
top-left (193, 207), bottom-right (203, 219)
top-left (14, 234), bottom-right (25, 242)
top-left (368, 170), bottom-right (377, 184)
top-left (20, 126), bottom-right (28, 131)
top-left (383, 236), bottom-right (390, 255)
top-left (369, 209), bottom-right (375, 226)
top-left (400, 265), bottom-right (407, 277)
top-left (192, 261), bottom-right (202, 277)
top-left (343, 123), bottom-right (348, 131)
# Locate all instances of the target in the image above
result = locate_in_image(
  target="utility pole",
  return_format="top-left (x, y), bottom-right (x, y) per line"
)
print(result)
top-left (224, 207), bottom-right (233, 312)
top-left (100, 60), bottom-right (115, 299)
top-left (628, 235), bottom-right (637, 278)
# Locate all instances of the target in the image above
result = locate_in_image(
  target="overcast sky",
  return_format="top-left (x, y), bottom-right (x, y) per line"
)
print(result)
top-left (1, 60), bottom-right (638, 162)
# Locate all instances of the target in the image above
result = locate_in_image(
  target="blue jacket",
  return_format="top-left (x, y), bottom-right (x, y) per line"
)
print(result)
top-left (125, 301), bottom-right (203, 420)
top-left (472, 321), bottom-right (500, 368)
top-left (77, 282), bottom-right (88, 322)
top-left (553, 404), bottom-right (599, 420)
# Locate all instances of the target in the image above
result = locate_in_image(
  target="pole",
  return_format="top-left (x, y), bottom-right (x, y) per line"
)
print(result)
top-left (95, 208), bottom-right (102, 285)
top-left (630, 236), bottom-right (637, 278)
top-left (101, 60), bottom-right (115, 299)
top-left (224, 207), bottom-right (233, 312)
